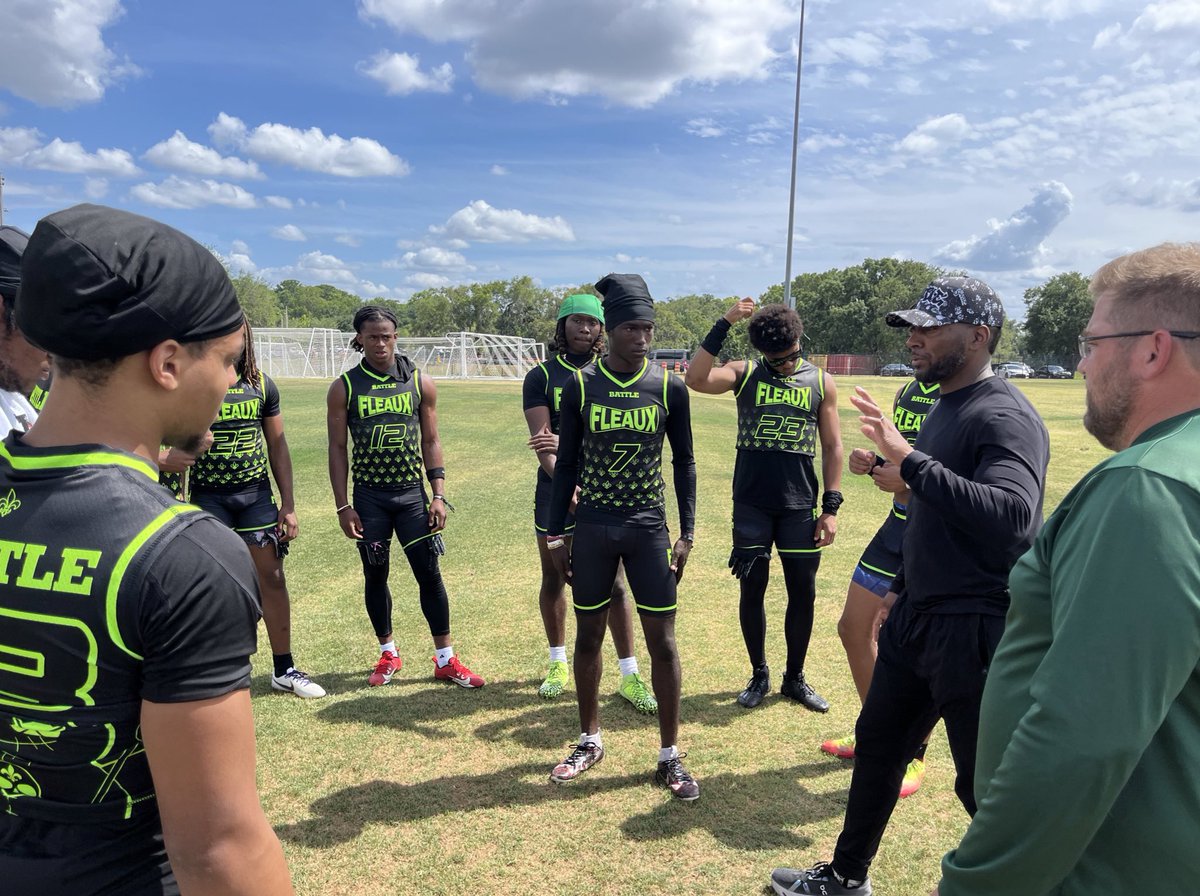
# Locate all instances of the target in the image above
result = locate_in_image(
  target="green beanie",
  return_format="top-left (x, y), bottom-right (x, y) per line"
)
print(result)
top-left (557, 293), bottom-right (604, 323)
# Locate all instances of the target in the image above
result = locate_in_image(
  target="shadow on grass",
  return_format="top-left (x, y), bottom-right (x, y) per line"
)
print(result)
top-left (620, 760), bottom-right (845, 851)
top-left (277, 759), bottom-right (845, 853)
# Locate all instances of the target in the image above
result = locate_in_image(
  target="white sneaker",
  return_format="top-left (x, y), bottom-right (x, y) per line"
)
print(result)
top-left (271, 668), bottom-right (327, 699)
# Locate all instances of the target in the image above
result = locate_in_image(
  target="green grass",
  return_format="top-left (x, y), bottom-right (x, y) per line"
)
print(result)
top-left (253, 375), bottom-right (1105, 896)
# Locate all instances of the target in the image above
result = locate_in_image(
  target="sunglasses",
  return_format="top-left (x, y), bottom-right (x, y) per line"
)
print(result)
top-left (763, 348), bottom-right (803, 368)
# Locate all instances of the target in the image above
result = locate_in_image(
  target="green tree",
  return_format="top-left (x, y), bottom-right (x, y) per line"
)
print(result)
top-left (232, 274), bottom-right (281, 327)
top-left (1023, 272), bottom-right (1092, 366)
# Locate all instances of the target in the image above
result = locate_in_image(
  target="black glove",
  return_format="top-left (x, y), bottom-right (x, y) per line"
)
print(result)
top-left (728, 546), bottom-right (770, 579)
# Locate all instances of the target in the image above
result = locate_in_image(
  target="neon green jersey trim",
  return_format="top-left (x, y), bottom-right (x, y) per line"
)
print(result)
top-left (0, 443), bottom-right (157, 482)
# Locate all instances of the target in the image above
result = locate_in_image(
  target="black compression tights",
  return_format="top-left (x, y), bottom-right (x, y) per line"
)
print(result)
top-left (358, 541), bottom-right (452, 638)
top-left (738, 553), bottom-right (821, 677)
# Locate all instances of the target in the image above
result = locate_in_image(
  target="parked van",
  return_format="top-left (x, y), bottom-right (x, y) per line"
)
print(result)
top-left (647, 348), bottom-right (689, 371)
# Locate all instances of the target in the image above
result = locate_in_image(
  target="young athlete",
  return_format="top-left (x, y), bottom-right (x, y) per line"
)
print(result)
top-left (327, 305), bottom-right (484, 689)
top-left (523, 293), bottom-right (655, 711)
top-left (821, 378), bottom-right (939, 798)
top-left (545, 273), bottom-right (699, 800)
top-left (0, 225), bottom-right (49, 437)
top-left (0, 203), bottom-right (292, 895)
top-left (686, 298), bottom-right (843, 712)
top-left (190, 319), bottom-right (325, 699)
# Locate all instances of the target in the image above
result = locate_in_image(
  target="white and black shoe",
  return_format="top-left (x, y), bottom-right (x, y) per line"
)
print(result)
top-left (271, 668), bottom-right (328, 699)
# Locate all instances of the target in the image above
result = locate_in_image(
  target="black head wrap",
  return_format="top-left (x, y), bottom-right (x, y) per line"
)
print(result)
top-left (16, 203), bottom-right (244, 360)
top-left (595, 273), bottom-right (655, 330)
top-left (0, 225), bottom-right (30, 306)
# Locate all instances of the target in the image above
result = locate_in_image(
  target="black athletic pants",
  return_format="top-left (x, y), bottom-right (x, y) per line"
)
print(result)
top-left (832, 596), bottom-right (1005, 881)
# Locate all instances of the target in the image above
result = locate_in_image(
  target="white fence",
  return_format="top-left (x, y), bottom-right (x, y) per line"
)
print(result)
top-left (252, 329), bottom-right (545, 380)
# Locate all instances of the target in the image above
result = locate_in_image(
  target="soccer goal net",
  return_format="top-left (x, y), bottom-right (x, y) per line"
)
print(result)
top-left (252, 328), bottom-right (545, 380)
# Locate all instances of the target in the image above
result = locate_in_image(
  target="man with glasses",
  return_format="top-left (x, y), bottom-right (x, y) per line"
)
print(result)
top-left (686, 299), bottom-right (843, 712)
top-left (770, 277), bottom-right (1048, 895)
top-left (933, 244), bottom-right (1200, 895)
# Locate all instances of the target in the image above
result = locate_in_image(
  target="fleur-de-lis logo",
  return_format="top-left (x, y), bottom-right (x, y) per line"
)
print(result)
top-left (0, 489), bottom-right (20, 517)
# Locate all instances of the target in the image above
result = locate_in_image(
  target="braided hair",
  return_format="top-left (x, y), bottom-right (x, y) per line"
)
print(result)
top-left (552, 317), bottom-right (606, 359)
top-left (238, 316), bottom-right (260, 386)
top-left (351, 305), bottom-right (400, 351)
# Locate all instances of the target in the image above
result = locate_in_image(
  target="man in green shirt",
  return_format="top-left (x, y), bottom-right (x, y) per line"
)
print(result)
top-left (936, 242), bottom-right (1200, 895)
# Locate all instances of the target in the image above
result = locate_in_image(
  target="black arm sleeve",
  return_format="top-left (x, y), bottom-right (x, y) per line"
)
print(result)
top-left (665, 375), bottom-right (697, 535)
top-left (137, 517), bottom-right (262, 703)
top-left (546, 376), bottom-right (582, 534)
top-left (899, 406), bottom-right (1048, 551)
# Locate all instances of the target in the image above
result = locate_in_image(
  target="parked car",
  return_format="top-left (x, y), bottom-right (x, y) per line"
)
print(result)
top-left (996, 362), bottom-right (1030, 379)
top-left (1034, 365), bottom-right (1073, 379)
top-left (879, 362), bottom-right (914, 377)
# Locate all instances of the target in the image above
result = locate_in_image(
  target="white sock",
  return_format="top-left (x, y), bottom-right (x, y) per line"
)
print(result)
top-left (549, 645), bottom-right (567, 663)
top-left (617, 655), bottom-right (638, 676)
top-left (658, 744), bottom-right (679, 763)
top-left (435, 646), bottom-right (454, 667)
top-left (580, 731), bottom-right (603, 749)
top-left (379, 640), bottom-right (396, 656)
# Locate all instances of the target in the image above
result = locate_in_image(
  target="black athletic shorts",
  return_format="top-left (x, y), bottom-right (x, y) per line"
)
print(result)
top-left (856, 501), bottom-right (907, 580)
top-left (533, 475), bottom-right (575, 536)
top-left (571, 521), bottom-right (676, 616)
top-left (354, 484), bottom-right (436, 551)
top-left (732, 501), bottom-right (821, 557)
top-left (192, 481), bottom-right (277, 537)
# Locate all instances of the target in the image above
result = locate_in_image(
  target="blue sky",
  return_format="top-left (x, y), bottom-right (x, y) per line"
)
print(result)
top-left (1, 0), bottom-right (1196, 320)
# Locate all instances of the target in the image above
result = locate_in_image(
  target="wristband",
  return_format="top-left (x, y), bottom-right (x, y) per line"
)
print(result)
top-left (679, 533), bottom-right (695, 544)
top-left (426, 466), bottom-right (446, 482)
top-left (821, 490), bottom-right (845, 516)
top-left (546, 537), bottom-right (566, 550)
top-left (335, 503), bottom-right (352, 514)
top-left (871, 454), bottom-right (886, 470)
top-left (700, 318), bottom-right (732, 357)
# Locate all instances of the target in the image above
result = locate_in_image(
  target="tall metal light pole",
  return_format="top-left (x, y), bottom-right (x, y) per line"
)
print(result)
top-left (782, 0), bottom-right (808, 310)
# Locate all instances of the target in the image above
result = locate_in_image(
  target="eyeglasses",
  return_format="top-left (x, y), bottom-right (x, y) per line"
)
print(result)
top-left (1078, 330), bottom-right (1200, 358)
top-left (763, 347), bottom-right (804, 368)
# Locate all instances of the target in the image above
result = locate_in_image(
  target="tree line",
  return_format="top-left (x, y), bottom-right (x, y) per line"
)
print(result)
top-left (231, 261), bottom-right (1093, 367)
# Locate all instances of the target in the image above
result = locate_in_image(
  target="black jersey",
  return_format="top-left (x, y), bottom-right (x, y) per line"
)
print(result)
top-left (893, 378), bottom-right (940, 445)
top-left (342, 360), bottom-right (424, 490)
top-left (522, 352), bottom-right (593, 483)
top-left (731, 359), bottom-right (826, 509)
top-left (191, 373), bottom-right (280, 492)
top-left (0, 435), bottom-right (259, 829)
top-left (549, 358), bottom-right (696, 532)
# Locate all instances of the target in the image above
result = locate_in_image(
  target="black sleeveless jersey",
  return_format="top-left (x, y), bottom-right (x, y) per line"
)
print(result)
top-left (342, 360), bottom-right (424, 490)
top-left (191, 373), bottom-right (280, 492)
top-left (522, 353), bottom-right (593, 483)
top-left (893, 378), bottom-right (940, 445)
top-left (732, 359), bottom-right (826, 509)
top-left (574, 358), bottom-right (675, 520)
top-left (0, 435), bottom-right (259, 825)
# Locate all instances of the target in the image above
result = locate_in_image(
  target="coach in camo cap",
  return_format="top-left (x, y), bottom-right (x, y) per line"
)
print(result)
top-left (886, 276), bottom-right (1005, 331)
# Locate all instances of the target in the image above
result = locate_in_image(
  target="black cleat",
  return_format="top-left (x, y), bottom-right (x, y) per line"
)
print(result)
top-left (737, 664), bottom-right (771, 708)
top-left (781, 672), bottom-right (829, 713)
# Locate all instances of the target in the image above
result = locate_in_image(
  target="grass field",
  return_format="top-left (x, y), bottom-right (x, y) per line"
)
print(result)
top-left (251, 375), bottom-right (1107, 896)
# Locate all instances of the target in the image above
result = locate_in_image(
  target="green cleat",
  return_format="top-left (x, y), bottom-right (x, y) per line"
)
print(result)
top-left (618, 671), bottom-right (658, 714)
top-left (539, 660), bottom-right (569, 698)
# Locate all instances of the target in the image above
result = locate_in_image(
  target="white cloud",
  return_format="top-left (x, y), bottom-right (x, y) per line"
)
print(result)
top-left (491, 164), bottom-right (508, 176)
top-left (896, 113), bottom-right (972, 155)
top-left (226, 252), bottom-right (257, 275)
top-left (335, 233), bottom-right (362, 247)
top-left (404, 272), bottom-right (452, 289)
top-left (432, 199), bottom-right (575, 243)
top-left (264, 195), bottom-right (293, 209)
top-left (935, 181), bottom-right (1074, 271)
top-left (615, 253), bottom-right (632, 263)
top-left (0, 0), bottom-right (139, 107)
top-left (359, 0), bottom-right (795, 107)
top-left (685, 117), bottom-right (725, 138)
top-left (207, 112), bottom-right (409, 177)
top-left (272, 224), bottom-right (307, 241)
top-left (0, 127), bottom-right (43, 161)
top-left (129, 176), bottom-right (258, 209)
top-left (1102, 171), bottom-right (1200, 211)
top-left (399, 247), bottom-right (470, 269)
top-left (231, 239), bottom-right (252, 255)
top-left (143, 131), bottom-right (262, 179)
top-left (83, 177), bottom-right (108, 198)
top-left (359, 51), bottom-right (455, 94)
top-left (19, 137), bottom-right (140, 176)
top-left (295, 250), bottom-right (357, 285)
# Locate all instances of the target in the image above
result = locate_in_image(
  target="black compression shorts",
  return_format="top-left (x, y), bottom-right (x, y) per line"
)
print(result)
top-left (533, 476), bottom-right (575, 536)
top-left (731, 501), bottom-right (820, 557)
top-left (192, 481), bottom-right (276, 537)
top-left (354, 484), bottom-right (437, 551)
top-left (570, 521), bottom-right (676, 616)
top-left (856, 501), bottom-right (907, 580)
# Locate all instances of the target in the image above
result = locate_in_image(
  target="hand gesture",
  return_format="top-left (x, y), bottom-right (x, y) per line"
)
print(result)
top-left (723, 297), bottom-right (756, 324)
